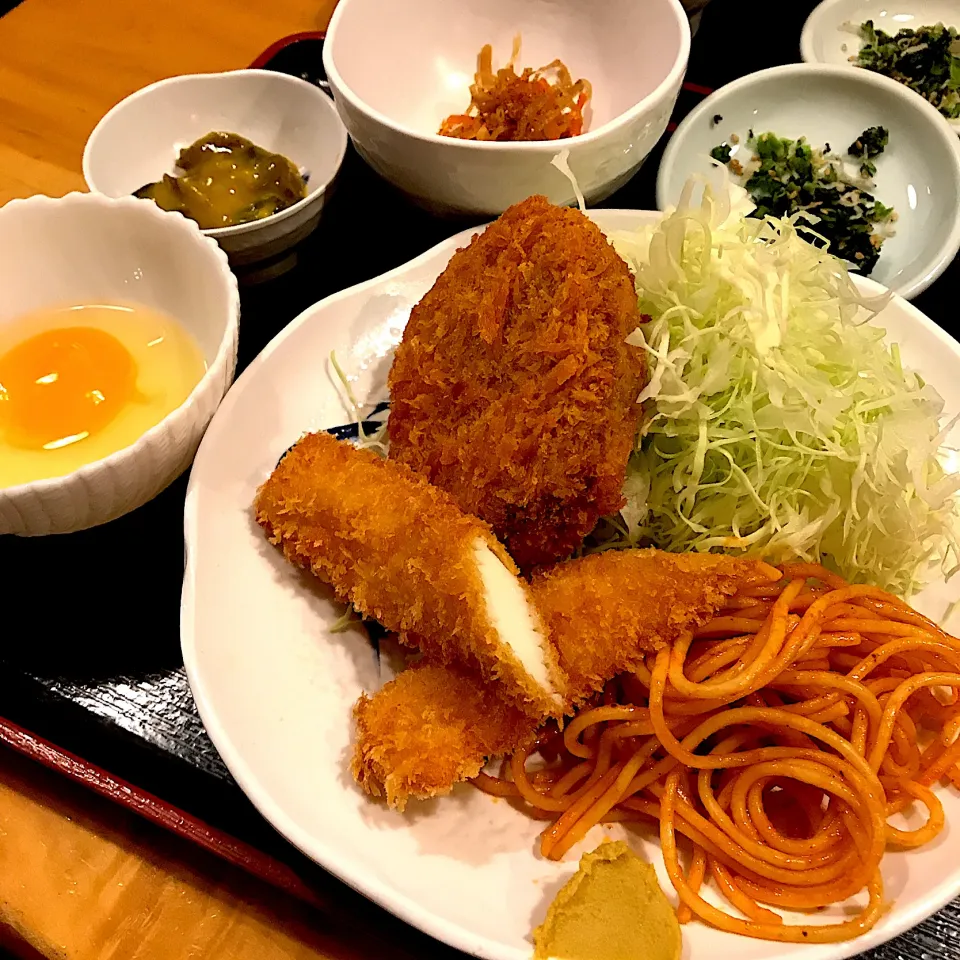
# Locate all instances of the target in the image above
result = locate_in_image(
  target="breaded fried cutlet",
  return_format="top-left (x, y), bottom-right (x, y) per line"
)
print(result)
top-left (254, 431), bottom-right (565, 714)
top-left (387, 195), bottom-right (647, 572)
top-left (352, 661), bottom-right (537, 810)
top-left (351, 549), bottom-right (778, 807)
top-left (532, 549), bottom-right (777, 703)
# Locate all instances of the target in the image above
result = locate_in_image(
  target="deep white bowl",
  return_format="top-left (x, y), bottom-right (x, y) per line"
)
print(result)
top-left (657, 63), bottom-right (960, 299)
top-left (800, 0), bottom-right (960, 135)
top-left (83, 70), bottom-right (348, 267)
top-left (323, 0), bottom-right (691, 216)
top-left (0, 192), bottom-right (239, 536)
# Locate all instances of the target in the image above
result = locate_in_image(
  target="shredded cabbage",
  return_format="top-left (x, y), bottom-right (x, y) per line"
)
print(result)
top-left (551, 150), bottom-right (586, 213)
top-left (605, 175), bottom-right (960, 596)
top-left (329, 351), bottom-right (389, 456)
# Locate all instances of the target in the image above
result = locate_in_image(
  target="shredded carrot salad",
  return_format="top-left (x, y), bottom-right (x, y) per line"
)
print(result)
top-left (439, 36), bottom-right (592, 142)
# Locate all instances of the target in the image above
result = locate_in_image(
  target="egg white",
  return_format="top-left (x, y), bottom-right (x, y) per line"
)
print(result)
top-left (0, 302), bottom-right (206, 488)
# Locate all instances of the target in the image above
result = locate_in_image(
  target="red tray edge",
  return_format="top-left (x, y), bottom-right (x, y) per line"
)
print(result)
top-left (250, 31), bottom-right (327, 69)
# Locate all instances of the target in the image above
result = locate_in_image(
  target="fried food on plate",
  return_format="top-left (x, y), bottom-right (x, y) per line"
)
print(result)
top-left (352, 660), bottom-right (536, 810)
top-left (532, 549), bottom-right (778, 703)
top-left (254, 430), bottom-right (564, 714)
top-left (350, 549), bottom-right (775, 806)
top-left (387, 195), bottom-right (647, 572)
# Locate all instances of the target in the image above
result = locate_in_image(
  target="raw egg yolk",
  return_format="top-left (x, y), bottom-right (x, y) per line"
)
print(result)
top-left (0, 326), bottom-right (137, 450)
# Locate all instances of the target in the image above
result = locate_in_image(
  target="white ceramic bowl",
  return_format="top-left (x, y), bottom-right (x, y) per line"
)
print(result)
top-left (800, 0), bottom-right (960, 135)
top-left (83, 70), bottom-right (348, 267)
top-left (322, 0), bottom-right (691, 216)
top-left (657, 64), bottom-right (960, 299)
top-left (0, 192), bottom-right (239, 536)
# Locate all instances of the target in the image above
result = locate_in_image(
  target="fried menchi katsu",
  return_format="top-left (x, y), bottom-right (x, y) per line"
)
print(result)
top-left (254, 431), bottom-right (564, 714)
top-left (387, 196), bottom-right (647, 573)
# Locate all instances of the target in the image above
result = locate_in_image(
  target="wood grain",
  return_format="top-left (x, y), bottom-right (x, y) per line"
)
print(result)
top-left (0, 0), bottom-right (337, 204)
top-left (0, 744), bottom-right (462, 960)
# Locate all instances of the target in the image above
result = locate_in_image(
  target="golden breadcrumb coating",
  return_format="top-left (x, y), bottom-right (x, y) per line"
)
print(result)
top-left (254, 430), bottom-right (561, 713)
top-left (352, 661), bottom-right (536, 810)
top-left (350, 549), bottom-right (776, 807)
top-left (387, 195), bottom-right (647, 573)
top-left (531, 549), bottom-right (776, 702)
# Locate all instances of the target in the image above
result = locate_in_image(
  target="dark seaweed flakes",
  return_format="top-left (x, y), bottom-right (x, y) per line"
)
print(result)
top-left (855, 20), bottom-right (960, 120)
top-left (709, 128), bottom-right (895, 276)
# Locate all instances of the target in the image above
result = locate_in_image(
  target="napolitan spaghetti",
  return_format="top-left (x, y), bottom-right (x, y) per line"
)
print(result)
top-left (475, 563), bottom-right (960, 942)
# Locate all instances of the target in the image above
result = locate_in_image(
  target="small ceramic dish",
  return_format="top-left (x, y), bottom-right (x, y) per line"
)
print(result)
top-left (800, 0), bottom-right (960, 134)
top-left (656, 63), bottom-right (960, 299)
top-left (83, 70), bottom-right (348, 267)
top-left (322, 0), bottom-right (691, 216)
top-left (0, 192), bottom-right (239, 536)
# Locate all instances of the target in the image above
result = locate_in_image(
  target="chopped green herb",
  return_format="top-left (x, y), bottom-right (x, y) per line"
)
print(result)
top-left (748, 128), bottom-right (755, 140)
top-left (874, 200), bottom-right (895, 221)
top-left (710, 143), bottom-right (732, 163)
top-left (849, 125), bottom-right (889, 159)
top-left (711, 113), bottom-right (723, 126)
top-left (856, 21), bottom-right (960, 120)
top-left (710, 128), bottom-right (897, 276)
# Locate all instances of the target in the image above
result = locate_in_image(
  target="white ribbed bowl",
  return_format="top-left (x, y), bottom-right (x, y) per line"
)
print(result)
top-left (0, 192), bottom-right (239, 536)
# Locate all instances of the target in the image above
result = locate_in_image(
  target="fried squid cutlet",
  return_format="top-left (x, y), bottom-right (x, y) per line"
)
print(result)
top-left (352, 661), bottom-right (536, 810)
top-left (351, 549), bottom-right (777, 807)
top-left (387, 195), bottom-right (647, 572)
top-left (531, 549), bottom-right (778, 702)
top-left (254, 431), bottom-right (564, 714)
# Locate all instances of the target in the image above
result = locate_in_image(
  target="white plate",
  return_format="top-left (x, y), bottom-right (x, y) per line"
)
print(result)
top-left (800, 0), bottom-right (960, 135)
top-left (182, 209), bottom-right (960, 960)
top-left (656, 64), bottom-right (960, 300)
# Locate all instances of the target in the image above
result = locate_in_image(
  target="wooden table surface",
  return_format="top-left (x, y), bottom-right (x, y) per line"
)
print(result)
top-left (0, 0), bottom-right (334, 204)
top-left (0, 1), bottom-right (453, 957)
top-left (0, 746), bottom-right (455, 960)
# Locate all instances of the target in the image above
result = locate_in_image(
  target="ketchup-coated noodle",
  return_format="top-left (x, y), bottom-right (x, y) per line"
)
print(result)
top-left (474, 564), bottom-right (960, 942)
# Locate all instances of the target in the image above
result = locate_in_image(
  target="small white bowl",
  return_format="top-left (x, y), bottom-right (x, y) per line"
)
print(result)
top-left (0, 192), bottom-right (239, 536)
top-left (657, 63), bottom-right (960, 299)
top-left (83, 70), bottom-right (348, 267)
top-left (801, 0), bottom-right (960, 135)
top-left (323, 0), bottom-right (690, 217)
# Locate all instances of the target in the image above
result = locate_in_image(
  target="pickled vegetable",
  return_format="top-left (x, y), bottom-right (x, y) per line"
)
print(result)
top-left (135, 132), bottom-right (307, 228)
